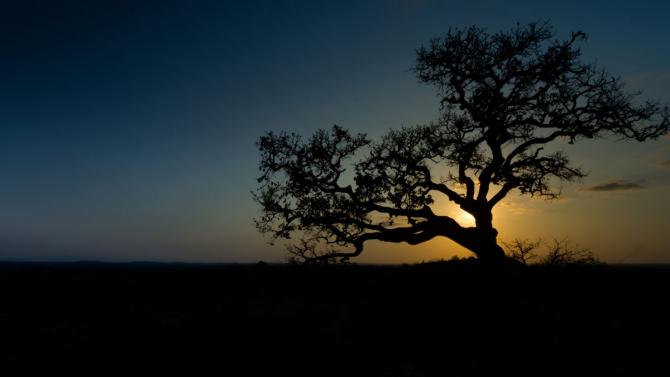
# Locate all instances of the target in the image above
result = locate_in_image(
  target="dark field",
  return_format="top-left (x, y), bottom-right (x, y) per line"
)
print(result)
top-left (1, 261), bottom-right (668, 375)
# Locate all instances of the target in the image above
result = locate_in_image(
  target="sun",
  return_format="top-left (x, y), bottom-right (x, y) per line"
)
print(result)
top-left (453, 210), bottom-right (476, 227)
top-left (431, 197), bottom-right (477, 227)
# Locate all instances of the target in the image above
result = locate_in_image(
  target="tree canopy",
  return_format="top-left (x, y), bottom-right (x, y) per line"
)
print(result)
top-left (254, 22), bottom-right (669, 264)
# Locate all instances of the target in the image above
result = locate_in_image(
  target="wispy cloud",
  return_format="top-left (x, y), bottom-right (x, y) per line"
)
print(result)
top-left (623, 71), bottom-right (670, 86)
top-left (499, 201), bottom-right (536, 215)
top-left (580, 179), bottom-right (646, 192)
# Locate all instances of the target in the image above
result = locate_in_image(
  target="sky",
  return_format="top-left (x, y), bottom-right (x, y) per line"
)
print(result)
top-left (1, 0), bottom-right (668, 263)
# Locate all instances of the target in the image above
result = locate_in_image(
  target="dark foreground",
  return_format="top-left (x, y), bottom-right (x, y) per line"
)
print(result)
top-left (1, 261), bottom-right (668, 375)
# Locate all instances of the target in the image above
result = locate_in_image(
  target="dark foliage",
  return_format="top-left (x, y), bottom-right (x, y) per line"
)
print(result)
top-left (254, 22), bottom-right (669, 264)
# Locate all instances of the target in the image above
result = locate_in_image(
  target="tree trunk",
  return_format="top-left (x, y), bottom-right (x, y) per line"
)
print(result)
top-left (474, 239), bottom-right (506, 264)
top-left (448, 224), bottom-right (507, 264)
top-left (470, 211), bottom-right (507, 264)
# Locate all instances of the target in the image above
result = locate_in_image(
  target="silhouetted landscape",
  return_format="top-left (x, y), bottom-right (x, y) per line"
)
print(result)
top-left (2, 2), bottom-right (669, 375)
top-left (2, 261), bottom-right (669, 375)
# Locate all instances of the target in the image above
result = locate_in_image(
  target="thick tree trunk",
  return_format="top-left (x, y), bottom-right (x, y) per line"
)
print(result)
top-left (446, 224), bottom-right (507, 264)
top-left (473, 239), bottom-right (507, 264)
top-left (469, 210), bottom-right (507, 264)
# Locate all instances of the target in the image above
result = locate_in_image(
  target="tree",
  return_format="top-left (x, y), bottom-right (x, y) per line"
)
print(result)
top-left (254, 22), bottom-right (669, 265)
top-left (503, 237), bottom-right (598, 266)
top-left (503, 238), bottom-right (541, 266)
top-left (539, 238), bottom-right (599, 267)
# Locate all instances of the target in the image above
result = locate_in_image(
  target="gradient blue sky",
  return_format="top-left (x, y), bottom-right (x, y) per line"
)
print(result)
top-left (1, 0), bottom-right (668, 263)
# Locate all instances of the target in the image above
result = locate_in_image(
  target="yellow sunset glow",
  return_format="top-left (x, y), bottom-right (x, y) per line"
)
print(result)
top-left (454, 210), bottom-right (476, 227)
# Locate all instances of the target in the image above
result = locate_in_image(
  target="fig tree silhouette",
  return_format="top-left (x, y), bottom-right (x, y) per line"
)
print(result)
top-left (254, 22), bottom-right (669, 265)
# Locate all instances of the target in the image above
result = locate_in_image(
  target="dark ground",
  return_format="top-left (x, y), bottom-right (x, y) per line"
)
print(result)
top-left (0, 260), bottom-right (668, 375)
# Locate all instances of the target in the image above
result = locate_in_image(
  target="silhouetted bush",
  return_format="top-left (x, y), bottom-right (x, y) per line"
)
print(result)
top-left (539, 238), bottom-right (601, 266)
top-left (504, 237), bottom-right (601, 266)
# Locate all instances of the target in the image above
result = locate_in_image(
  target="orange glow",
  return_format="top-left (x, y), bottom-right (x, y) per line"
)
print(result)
top-left (453, 210), bottom-right (476, 227)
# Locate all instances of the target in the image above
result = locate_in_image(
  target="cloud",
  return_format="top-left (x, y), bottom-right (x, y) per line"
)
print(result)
top-left (580, 180), bottom-right (646, 192)
top-left (499, 201), bottom-right (535, 215)
top-left (624, 71), bottom-right (670, 86)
